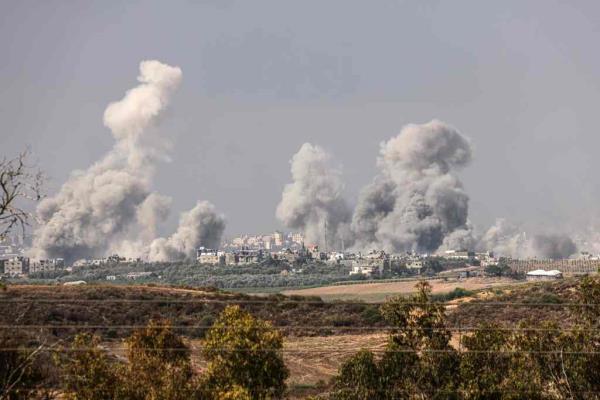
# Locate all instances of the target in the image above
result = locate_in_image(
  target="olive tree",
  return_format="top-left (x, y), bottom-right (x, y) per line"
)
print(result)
top-left (202, 305), bottom-right (289, 399)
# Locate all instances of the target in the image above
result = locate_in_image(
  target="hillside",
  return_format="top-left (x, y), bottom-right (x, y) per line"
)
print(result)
top-left (2, 278), bottom-right (588, 340)
top-left (448, 277), bottom-right (584, 328)
top-left (0, 284), bottom-right (386, 340)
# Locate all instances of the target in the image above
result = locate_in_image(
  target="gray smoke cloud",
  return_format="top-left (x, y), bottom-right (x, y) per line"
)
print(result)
top-left (276, 143), bottom-right (351, 249)
top-left (30, 61), bottom-right (227, 263)
top-left (478, 219), bottom-right (577, 259)
top-left (351, 120), bottom-right (474, 253)
top-left (149, 201), bottom-right (226, 262)
top-left (531, 233), bottom-right (577, 260)
top-left (477, 218), bottom-right (529, 258)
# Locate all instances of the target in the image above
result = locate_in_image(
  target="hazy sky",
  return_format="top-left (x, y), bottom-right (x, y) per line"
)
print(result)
top-left (2, 0), bottom-right (600, 237)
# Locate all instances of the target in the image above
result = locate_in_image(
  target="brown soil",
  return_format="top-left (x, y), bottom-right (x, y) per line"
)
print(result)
top-left (282, 277), bottom-right (525, 302)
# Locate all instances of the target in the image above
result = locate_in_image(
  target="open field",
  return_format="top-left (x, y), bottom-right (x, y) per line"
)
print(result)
top-left (104, 333), bottom-right (389, 398)
top-left (282, 276), bottom-right (526, 302)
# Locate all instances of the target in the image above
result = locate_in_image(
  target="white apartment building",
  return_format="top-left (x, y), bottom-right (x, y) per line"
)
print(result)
top-left (3, 256), bottom-right (30, 277)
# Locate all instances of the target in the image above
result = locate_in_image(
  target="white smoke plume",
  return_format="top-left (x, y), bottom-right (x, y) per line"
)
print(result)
top-left (30, 60), bottom-right (215, 263)
top-left (352, 120), bottom-right (474, 253)
top-left (149, 201), bottom-right (226, 262)
top-left (276, 143), bottom-right (351, 249)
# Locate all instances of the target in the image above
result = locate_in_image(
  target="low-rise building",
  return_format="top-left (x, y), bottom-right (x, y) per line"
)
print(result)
top-left (237, 248), bottom-right (263, 265)
top-left (125, 271), bottom-right (155, 280)
top-left (406, 259), bottom-right (423, 271)
top-left (475, 252), bottom-right (497, 267)
top-left (225, 252), bottom-right (239, 265)
top-left (63, 280), bottom-right (86, 286)
top-left (444, 250), bottom-right (473, 259)
top-left (350, 264), bottom-right (377, 277)
top-left (197, 247), bottom-right (223, 265)
top-left (351, 257), bottom-right (385, 276)
top-left (526, 269), bottom-right (563, 281)
top-left (3, 256), bottom-right (30, 277)
top-left (29, 258), bottom-right (65, 274)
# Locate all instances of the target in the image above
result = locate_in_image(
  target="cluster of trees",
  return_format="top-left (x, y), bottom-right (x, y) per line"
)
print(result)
top-left (328, 279), bottom-right (600, 399)
top-left (2, 306), bottom-right (289, 400)
top-left (25, 262), bottom-right (359, 289)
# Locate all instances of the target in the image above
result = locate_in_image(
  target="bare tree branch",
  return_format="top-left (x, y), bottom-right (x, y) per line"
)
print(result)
top-left (0, 149), bottom-right (45, 241)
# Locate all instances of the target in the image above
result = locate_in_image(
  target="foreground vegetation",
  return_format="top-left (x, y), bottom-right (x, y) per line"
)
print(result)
top-left (2, 277), bottom-right (600, 399)
top-left (328, 278), bottom-right (600, 399)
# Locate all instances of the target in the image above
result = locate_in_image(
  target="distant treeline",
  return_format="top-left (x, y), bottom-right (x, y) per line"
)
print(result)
top-left (23, 257), bottom-right (477, 289)
top-left (25, 261), bottom-right (363, 288)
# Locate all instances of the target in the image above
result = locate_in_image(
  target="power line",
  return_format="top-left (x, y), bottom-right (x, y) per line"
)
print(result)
top-left (2, 325), bottom-right (600, 332)
top-left (2, 348), bottom-right (600, 354)
top-left (0, 298), bottom-right (598, 306)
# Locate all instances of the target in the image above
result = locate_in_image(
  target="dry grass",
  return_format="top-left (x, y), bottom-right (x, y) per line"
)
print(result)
top-left (282, 277), bottom-right (525, 302)
top-left (282, 333), bottom-right (388, 386)
top-left (102, 333), bottom-right (388, 389)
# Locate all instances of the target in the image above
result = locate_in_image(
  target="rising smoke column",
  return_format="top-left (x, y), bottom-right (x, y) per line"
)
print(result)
top-left (351, 120), bottom-right (474, 253)
top-left (148, 201), bottom-right (226, 262)
top-left (276, 143), bottom-right (351, 249)
top-left (31, 60), bottom-right (183, 263)
top-left (477, 218), bottom-right (529, 258)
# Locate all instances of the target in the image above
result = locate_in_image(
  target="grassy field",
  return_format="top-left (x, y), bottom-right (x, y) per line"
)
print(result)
top-left (281, 276), bottom-right (526, 302)
top-left (104, 333), bottom-right (389, 398)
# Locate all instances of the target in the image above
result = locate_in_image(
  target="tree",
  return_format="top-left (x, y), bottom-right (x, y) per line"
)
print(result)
top-left (59, 321), bottom-right (198, 400)
top-left (329, 281), bottom-right (459, 399)
top-left (213, 385), bottom-right (252, 400)
top-left (484, 262), bottom-right (510, 277)
top-left (60, 333), bottom-right (121, 400)
top-left (123, 319), bottom-right (196, 400)
top-left (578, 276), bottom-right (600, 325)
top-left (458, 323), bottom-right (510, 400)
top-left (379, 281), bottom-right (458, 399)
top-left (0, 150), bottom-right (44, 240)
top-left (422, 259), bottom-right (442, 276)
top-left (202, 305), bottom-right (288, 399)
top-left (330, 349), bottom-right (382, 400)
top-left (0, 331), bottom-right (50, 400)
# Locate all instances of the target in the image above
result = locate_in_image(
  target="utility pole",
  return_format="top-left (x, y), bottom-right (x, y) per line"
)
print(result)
top-left (324, 217), bottom-right (328, 254)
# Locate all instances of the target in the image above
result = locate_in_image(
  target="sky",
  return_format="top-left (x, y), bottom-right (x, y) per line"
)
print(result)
top-left (2, 0), bottom-right (600, 238)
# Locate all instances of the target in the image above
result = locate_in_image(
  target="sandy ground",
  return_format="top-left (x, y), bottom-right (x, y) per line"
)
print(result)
top-left (282, 277), bottom-right (525, 302)
top-left (282, 333), bottom-right (388, 386)
top-left (105, 333), bottom-right (388, 387)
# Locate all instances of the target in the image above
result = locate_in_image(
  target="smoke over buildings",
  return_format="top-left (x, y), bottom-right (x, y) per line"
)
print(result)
top-left (478, 219), bottom-right (577, 259)
top-left (531, 233), bottom-right (577, 260)
top-left (148, 201), bottom-right (226, 262)
top-left (276, 143), bottom-right (351, 249)
top-left (478, 218), bottom-right (529, 258)
top-left (30, 60), bottom-right (226, 263)
top-left (27, 62), bottom-right (579, 263)
top-left (351, 120), bottom-right (474, 253)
